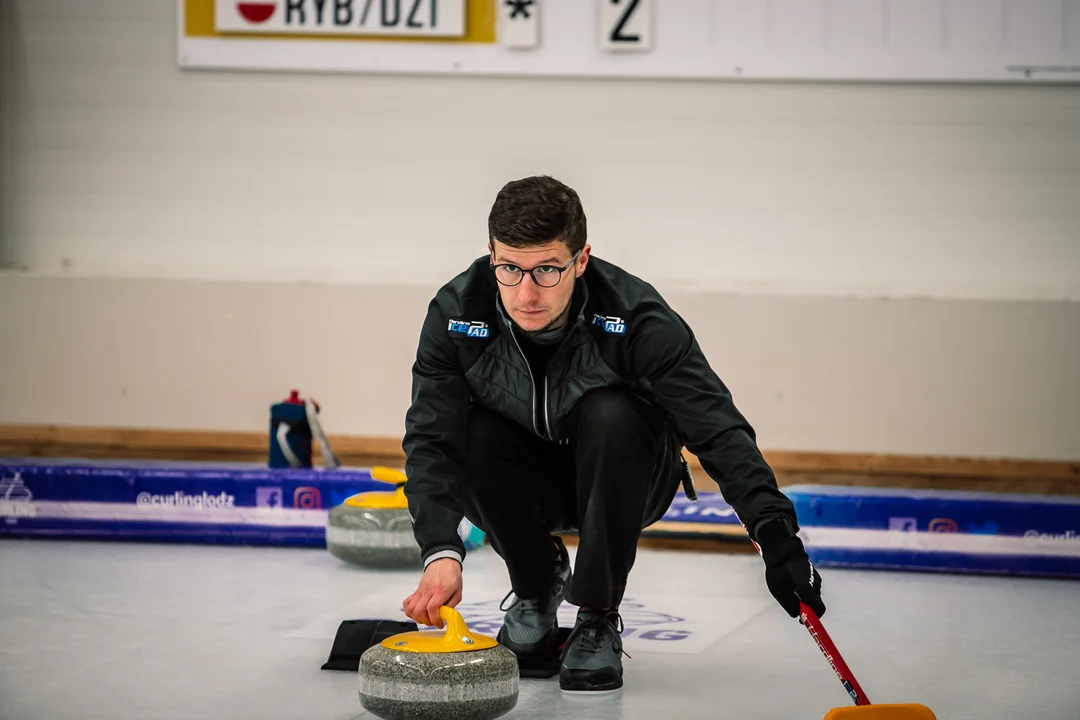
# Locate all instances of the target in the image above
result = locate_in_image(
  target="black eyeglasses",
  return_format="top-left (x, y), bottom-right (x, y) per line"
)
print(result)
top-left (491, 249), bottom-right (583, 288)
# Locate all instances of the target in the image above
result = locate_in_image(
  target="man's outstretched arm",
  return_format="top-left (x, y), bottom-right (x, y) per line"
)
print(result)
top-left (627, 308), bottom-right (794, 532)
top-left (402, 294), bottom-right (473, 568)
top-left (628, 306), bottom-right (827, 618)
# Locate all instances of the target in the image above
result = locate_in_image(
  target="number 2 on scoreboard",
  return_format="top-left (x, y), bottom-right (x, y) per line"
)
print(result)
top-left (598, 0), bottom-right (653, 52)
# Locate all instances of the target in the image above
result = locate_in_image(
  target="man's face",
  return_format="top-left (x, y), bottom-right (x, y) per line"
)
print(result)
top-left (490, 239), bottom-right (589, 332)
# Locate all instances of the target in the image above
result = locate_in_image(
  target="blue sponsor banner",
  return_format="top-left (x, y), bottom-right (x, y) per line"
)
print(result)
top-left (785, 485), bottom-right (1080, 579)
top-left (786, 485), bottom-right (1080, 538)
top-left (0, 457), bottom-right (387, 508)
top-left (5, 518), bottom-right (330, 547)
top-left (804, 549), bottom-right (1080, 579)
top-left (0, 457), bottom-right (393, 546)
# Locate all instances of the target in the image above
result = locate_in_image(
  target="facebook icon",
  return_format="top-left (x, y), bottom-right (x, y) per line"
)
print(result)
top-left (888, 516), bottom-right (918, 532)
top-left (256, 487), bottom-right (283, 509)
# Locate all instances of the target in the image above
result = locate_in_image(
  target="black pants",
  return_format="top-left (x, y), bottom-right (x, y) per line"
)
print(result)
top-left (461, 387), bottom-right (684, 610)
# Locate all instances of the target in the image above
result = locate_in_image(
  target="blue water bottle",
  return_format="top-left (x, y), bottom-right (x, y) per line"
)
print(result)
top-left (269, 390), bottom-right (313, 468)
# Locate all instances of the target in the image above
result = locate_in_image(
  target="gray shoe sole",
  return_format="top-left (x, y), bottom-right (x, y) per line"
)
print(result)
top-left (559, 668), bottom-right (624, 693)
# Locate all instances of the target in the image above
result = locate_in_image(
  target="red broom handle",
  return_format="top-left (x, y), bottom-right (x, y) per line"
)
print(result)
top-left (799, 601), bottom-right (872, 707)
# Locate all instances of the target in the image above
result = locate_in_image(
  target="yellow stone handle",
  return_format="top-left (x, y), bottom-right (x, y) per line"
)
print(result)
top-left (342, 468), bottom-right (408, 509)
top-left (380, 605), bottom-right (498, 652)
top-left (440, 606), bottom-right (468, 637)
top-left (433, 606), bottom-right (497, 650)
top-left (371, 466), bottom-right (407, 485)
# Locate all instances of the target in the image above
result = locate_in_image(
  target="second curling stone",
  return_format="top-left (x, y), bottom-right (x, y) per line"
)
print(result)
top-left (326, 466), bottom-right (422, 568)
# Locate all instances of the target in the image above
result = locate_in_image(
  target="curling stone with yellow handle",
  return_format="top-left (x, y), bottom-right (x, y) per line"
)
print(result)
top-left (325, 466), bottom-right (422, 568)
top-left (358, 605), bottom-right (519, 720)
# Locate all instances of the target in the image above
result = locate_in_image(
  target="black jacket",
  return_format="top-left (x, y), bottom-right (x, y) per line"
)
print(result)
top-left (402, 255), bottom-right (797, 565)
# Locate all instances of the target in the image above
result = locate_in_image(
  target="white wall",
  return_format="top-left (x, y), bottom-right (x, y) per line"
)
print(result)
top-left (3, 274), bottom-right (1078, 461)
top-left (5, 0), bottom-right (1080, 300)
top-left (2, 0), bottom-right (1079, 461)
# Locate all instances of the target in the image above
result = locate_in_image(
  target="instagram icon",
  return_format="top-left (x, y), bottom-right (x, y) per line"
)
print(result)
top-left (929, 518), bottom-right (958, 533)
top-left (293, 487), bottom-right (322, 510)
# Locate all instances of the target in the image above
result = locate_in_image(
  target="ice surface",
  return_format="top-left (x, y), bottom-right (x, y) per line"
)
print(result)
top-left (1, 538), bottom-right (1077, 720)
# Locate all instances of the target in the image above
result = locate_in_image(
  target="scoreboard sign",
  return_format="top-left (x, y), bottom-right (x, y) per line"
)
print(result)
top-left (178, 0), bottom-right (1080, 84)
top-left (214, 0), bottom-right (466, 38)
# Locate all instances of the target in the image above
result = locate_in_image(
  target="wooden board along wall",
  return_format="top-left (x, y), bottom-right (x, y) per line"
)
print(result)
top-left (2, 424), bottom-right (1077, 496)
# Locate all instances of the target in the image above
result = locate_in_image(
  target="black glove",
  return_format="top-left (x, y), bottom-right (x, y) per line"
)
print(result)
top-left (754, 515), bottom-right (826, 619)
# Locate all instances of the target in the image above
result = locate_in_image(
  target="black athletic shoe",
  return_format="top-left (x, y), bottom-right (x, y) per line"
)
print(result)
top-left (559, 608), bottom-right (625, 692)
top-left (496, 537), bottom-right (572, 658)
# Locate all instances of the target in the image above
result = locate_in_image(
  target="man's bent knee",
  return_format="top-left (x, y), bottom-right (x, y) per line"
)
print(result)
top-left (573, 388), bottom-right (656, 438)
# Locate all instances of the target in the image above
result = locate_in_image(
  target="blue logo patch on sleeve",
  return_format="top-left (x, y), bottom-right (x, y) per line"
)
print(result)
top-left (448, 319), bottom-right (490, 338)
top-left (592, 314), bottom-right (627, 334)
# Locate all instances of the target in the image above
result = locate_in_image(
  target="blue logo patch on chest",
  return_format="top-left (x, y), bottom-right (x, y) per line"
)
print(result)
top-left (592, 314), bottom-right (627, 335)
top-left (448, 318), bottom-right (490, 339)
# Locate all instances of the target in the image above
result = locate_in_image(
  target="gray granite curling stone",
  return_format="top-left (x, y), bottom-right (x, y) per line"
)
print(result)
top-left (326, 468), bottom-right (423, 569)
top-left (358, 606), bottom-right (519, 720)
top-left (325, 502), bottom-right (421, 568)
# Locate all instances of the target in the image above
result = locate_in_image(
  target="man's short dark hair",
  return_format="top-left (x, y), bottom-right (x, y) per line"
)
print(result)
top-left (488, 176), bottom-right (587, 254)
